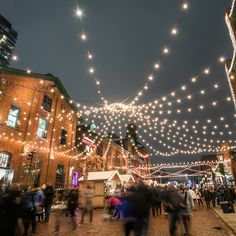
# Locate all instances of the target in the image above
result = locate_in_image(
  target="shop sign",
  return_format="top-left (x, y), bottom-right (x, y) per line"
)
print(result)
top-left (82, 137), bottom-right (97, 148)
top-left (72, 171), bottom-right (78, 187)
top-left (0, 152), bottom-right (11, 169)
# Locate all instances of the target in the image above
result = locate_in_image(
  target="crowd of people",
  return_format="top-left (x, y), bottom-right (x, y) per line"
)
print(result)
top-left (0, 183), bottom-right (55, 236)
top-left (0, 180), bottom-right (235, 236)
top-left (106, 182), bottom-right (236, 236)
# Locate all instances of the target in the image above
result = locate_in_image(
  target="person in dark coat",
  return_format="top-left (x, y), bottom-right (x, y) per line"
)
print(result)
top-left (43, 183), bottom-right (54, 222)
top-left (0, 183), bottom-right (23, 236)
top-left (163, 184), bottom-right (183, 236)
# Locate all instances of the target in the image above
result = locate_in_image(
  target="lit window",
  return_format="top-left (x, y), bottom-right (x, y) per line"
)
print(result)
top-left (60, 129), bottom-right (67, 145)
top-left (37, 118), bottom-right (48, 138)
top-left (42, 94), bottom-right (52, 112)
top-left (7, 105), bottom-right (20, 128)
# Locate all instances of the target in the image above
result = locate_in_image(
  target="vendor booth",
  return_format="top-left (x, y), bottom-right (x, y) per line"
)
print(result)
top-left (78, 170), bottom-right (122, 208)
top-left (120, 174), bottom-right (135, 187)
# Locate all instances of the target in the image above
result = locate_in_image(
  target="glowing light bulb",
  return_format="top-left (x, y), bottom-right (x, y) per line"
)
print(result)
top-left (230, 74), bottom-right (235, 80)
top-left (204, 68), bottom-right (210, 74)
top-left (182, 2), bottom-right (189, 10)
top-left (163, 47), bottom-right (169, 54)
top-left (88, 52), bottom-right (93, 60)
top-left (81, 33), bottom-right (87, 41)
top-left (191, 77), bottom-right (196, 83)
top-left (12, 55), bottom-right (18, 61)
top-left (76, 7), bottom-right (83, 17)
top-left (200, 90), bottom-right (205, 95)
top-left (219, 56), bottom-right (225, 63)
top-left (148, 75), bottom-right (154, 81)
top-left (27, 69), bottom-right (31, 74)
top-left (181, 85), bottom-right (186, 90)
top-left (96, 80), bottom-right (100, 85)
top-left (89, 67), bottom-right (95, 74)
top-left (171, 28), bottom-right (178, 36)
top-left (154, 63), bottom-right (160, 69)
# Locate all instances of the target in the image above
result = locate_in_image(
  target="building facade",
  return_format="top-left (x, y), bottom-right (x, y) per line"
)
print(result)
top-left (225, 0), bottom-right (236, 183)
top-left (0, 67), bottom-right (80, 188)
top-left (0, 15), bottom-right (18, 66)
top-left (75, 123), bottom-right (150, 177)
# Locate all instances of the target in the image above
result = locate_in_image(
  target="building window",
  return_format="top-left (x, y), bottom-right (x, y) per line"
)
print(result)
top-left (37, 118), bottom-right (48, 138)
top-left (60, 129), bottom-right (67, 145)
top-left (55, 164), bottom-right (64, 188)
top-left (0, 151), bottom-right (12, 168)
top-left (42, 94), bottom-right (52, 112)
top-left (6, 105), bottom-right (20, 128)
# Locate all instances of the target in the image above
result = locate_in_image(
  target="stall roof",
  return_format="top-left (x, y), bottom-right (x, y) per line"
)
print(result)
top-left (79, 170), bottom-right (122, 182)
top-left (120, 174), bottom-right (135, 183)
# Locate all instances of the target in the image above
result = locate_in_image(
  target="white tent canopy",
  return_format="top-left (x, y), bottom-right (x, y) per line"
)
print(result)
top-left (120, 174), bottom-right (135, 183)
top-left (78, 170), bottom-right (122, 182)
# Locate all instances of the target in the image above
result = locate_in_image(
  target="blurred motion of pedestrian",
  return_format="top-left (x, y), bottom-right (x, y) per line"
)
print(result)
top-left (203, 187), bottom-right (211, 210)
top-left (43, 183), bottom-right (54, 222)
top-left (22, 186), bottom-right (43, 235)
top-left (195, 188), bottom-right (204, 207)
top-left (34, 186), bottom-right (44, 222)
top-left (0, 183), bottom-right (24, 236)
top-left (179, 185), bottom-right (194, 236)
top-left (67, 188), bottom-right (79, 231)
top-left (107, 191), bottom-right (122, 219)
top-left (121, 186), bottom-right (136, 236)
top-left (80, 184), bottom-right (95, 224)
top-left (163, 184), bottom-right (183, 236)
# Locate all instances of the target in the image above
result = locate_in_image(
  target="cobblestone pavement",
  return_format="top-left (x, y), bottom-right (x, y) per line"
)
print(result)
top-left (32, 206), bottom-right (234, 236)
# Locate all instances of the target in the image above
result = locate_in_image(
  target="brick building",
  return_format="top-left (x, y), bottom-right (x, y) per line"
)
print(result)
top-left (76, 123), bottom-right (150, 177)
top-left (0, 67), bottom-right (80, 188)
top-left (225, 0), bottom-right (236, 184)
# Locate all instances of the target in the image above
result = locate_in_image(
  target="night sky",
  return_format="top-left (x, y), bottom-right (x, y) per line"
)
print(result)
top-left (1, 0), bottom-right (235, 162)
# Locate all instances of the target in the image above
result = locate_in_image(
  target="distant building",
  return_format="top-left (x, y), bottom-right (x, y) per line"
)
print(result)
top-left (75, 123), bottom-right (150, 177)
top-left (0, 15), bottom-right (18, 66)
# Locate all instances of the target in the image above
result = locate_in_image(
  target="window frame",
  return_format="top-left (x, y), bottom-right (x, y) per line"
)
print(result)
top-left (60, 129), bottom-right (67, 145)
top-left (6, 104), bottom-right (20, 128)
top-left (36, 117), bottom-right (48, 139)
top-left (42, 94), bottom-right (52, 112)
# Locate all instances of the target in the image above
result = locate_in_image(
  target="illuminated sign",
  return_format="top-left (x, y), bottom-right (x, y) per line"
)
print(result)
top-left (72, 172), bottom-right (78, 187)
top-left (82, 137), bottom-right (97, 148)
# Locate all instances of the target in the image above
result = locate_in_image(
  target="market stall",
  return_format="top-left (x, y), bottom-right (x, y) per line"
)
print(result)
top-left (78, 170), bottom-right (122, 208)
top-left (120, 174), bottom-right (135, 187)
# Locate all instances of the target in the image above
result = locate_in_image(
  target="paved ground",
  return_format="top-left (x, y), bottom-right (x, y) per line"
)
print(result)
top-left (31, 206), bottom-right (234, 236)
top-left (213, 203), bottom-right (236, 235)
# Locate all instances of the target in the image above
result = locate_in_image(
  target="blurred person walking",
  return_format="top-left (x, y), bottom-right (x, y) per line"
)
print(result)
top-left (43, 183), bottom-right (54, 222)
top-left (80, 184), bottom-right (95, 224)
top-left (163, 184), bottom-right (183, 236)
top-left (0, 183), bottom-right (24, 236)
top-left (67, 188), bottom-right (79, 231)
top-left (179, 185), bottom-right (194, 236)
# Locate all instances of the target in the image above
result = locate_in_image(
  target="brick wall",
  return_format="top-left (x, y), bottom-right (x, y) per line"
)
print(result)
top-left (0, 69), bottom-right (80, 188)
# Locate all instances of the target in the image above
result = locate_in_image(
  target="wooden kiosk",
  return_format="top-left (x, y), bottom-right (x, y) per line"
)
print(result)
top-left (78, 170), bottom-right (122, 208)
